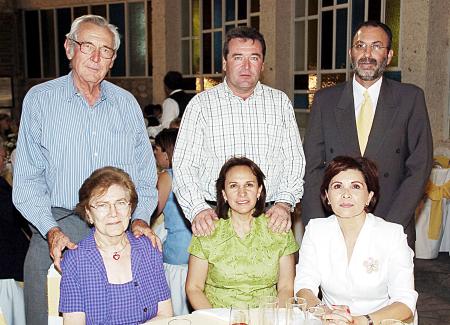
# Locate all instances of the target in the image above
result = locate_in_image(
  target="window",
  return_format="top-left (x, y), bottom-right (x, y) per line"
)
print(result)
top-left (181, 0), bottom-right (260, 92)
top-left (293, 0), bottom-right (401, 110)
top-left (23, 1), bottom-right (152, 78)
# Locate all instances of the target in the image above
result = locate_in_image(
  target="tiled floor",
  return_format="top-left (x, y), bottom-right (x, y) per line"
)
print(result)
top-left (415, 253), bottom-right (450, 324)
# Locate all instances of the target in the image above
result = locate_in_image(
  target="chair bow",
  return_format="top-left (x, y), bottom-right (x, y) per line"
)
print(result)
top-left (426, 179), bottom-right (450, 240)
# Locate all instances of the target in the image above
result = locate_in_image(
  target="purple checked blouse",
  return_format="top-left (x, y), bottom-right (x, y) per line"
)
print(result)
top-left (59, 230), bottom-right (170, 324)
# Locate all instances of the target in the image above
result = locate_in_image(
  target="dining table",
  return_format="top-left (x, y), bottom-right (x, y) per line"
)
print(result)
top-left (145, 308), bottom-right (322, 325)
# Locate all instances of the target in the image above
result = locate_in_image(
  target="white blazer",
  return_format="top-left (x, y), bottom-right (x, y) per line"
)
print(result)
top-left (294, 213), bottom-right (417, 316)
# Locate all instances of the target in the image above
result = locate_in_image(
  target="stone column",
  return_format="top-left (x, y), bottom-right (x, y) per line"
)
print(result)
top-left (401, 0), bottom-right (450, 148)
top-left (152, 0), bottom-right (182, 104)
top-left (259, 0), bottom-right (294, 98)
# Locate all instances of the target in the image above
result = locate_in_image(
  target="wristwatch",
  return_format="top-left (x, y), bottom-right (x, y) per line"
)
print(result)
top-left (363, 314), bottom-right (374, 325)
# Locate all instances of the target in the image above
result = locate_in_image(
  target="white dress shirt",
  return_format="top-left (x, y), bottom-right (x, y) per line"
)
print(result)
top-left (147, 89), bottom-right (182, 138)
top-left (353, 75), bottom-right (383, 118)
top-left (172, 79), bottom-right (305, 221)
top-left (295, 213), bottom-right (417, 316)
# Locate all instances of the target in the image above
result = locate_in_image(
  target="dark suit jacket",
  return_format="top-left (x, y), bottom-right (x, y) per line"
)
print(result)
top-left (301, 77), bottom-right (433, 248)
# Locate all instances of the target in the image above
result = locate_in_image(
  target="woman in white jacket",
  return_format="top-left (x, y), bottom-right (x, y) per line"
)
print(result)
top-left (295, 156), bottom-right (417, 325)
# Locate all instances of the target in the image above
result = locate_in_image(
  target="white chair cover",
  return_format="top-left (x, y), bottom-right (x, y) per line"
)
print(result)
top-left (0, 279), bottom-right (25, 325)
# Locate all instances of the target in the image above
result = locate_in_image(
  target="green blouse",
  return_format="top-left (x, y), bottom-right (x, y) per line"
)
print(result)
top-left (188, 214), bottom-right (299, 308)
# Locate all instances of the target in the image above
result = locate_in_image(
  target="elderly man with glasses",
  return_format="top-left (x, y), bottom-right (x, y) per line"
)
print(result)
top-left (13, 15), bottom-right (159, 325)
top-left (301, 20), bottom-right (433, 250)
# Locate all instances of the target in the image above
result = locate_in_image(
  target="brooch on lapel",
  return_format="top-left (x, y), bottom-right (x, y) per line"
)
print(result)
top-left (363, 257), bottom-right (379, 273)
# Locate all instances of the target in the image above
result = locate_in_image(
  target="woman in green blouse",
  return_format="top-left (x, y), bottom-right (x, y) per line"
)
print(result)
top-left (186, 157), bottom-right (299, 309)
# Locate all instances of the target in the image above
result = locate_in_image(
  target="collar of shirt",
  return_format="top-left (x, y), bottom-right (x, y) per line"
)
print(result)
top-left (65, 71), bottom-right (108, 105)
top-left (169, 89), bottom-right (183, 96)
top-left (352, 75), bottom-right (383, 118)
top-left (220, 77), bottom-right (264, 100)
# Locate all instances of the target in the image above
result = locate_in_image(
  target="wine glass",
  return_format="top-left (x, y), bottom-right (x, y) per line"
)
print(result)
top-left (306, 306), bottom-right (325, 325)
top-left (229, 302), bottom-right (250, 325)
top-left (380, 320), bottom-right (406, 325)
top-left (286, 296), bottom-right (307, 325)
top-left (259, 296), bottom-right (279, 325)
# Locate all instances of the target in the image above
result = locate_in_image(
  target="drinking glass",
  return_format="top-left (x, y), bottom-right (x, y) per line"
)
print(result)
top-left (229, 302), bottom-right (250, 325)
top-left (259, 296), bottom-right (279, 325)
top-left (306, 306), bottom-right (325, 325)
top-left (380, 320), bottom-right (406, 325)
top-left (168, 319), bottom-right (191, 325)
top-left (285, 296), bottom-right (307, 325)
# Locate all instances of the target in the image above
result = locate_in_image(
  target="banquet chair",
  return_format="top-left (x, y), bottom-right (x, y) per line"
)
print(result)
top-left (47, 264), bottom-right (63, 325)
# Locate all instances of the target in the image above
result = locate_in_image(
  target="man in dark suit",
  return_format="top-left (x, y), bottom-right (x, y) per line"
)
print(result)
top-left (301, 21), bottom-right (433, 249)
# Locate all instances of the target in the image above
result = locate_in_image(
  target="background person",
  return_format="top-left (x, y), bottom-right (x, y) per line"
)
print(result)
top-left (12, 15), bottom-right (159, 325)
top-left (173, 26), bottom-right (305, 237)
top-left (147, 71), bottom-right (193, 138)
top-left (186, 157), bottom-right (298, 309)
top-left (153, 128), bottom-right (192, 315)
top-left (301, 20), bottom-right (433, 250)
top-left (295, 156), bottom-right (417, 325)
top-left (60, 167), bottom-right (172, 324)
top-left (0, 143), bottom-right (30, 325)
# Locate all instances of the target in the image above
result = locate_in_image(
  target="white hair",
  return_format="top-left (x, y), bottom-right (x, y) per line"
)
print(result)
top-left (65, 15), bottom-right (120, 56)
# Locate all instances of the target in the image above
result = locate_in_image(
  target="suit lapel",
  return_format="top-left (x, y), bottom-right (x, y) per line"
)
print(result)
top-left (364, 78), bottom-right (397, 157)
top-left (335, 81), bottom-right (361, 157)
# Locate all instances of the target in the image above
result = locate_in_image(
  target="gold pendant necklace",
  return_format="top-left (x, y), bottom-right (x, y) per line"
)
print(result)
top-left (96, 236), bottom-right (129, 260)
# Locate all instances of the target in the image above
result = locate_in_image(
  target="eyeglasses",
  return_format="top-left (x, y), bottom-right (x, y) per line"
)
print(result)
top-left (68, 38), bottom-right (115, 59)
top-left (90, 199), bottom-right (131, 216)
top-left (352, 42), bottom-right (389, 53)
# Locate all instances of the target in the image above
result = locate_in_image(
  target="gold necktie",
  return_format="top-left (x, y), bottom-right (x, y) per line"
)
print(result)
top-left (356, 90), bottom-right (374, 155)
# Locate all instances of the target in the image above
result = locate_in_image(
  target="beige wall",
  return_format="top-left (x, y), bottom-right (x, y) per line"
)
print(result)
top-left (401, 0), bottom-right (450, 150)
top-left (151, 0), bottom-right (182, 104)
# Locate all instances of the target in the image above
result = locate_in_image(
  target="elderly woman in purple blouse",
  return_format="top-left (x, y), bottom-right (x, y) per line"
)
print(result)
top-left (59, 166), bottom-right (172, 324)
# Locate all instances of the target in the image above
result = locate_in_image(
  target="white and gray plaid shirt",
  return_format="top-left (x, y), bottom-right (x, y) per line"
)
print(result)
top-left (172, 79), bottom-right (305, 221)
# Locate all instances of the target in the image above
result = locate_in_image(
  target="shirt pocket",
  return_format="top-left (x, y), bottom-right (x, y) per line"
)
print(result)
top-left (97, 130), bottom-right (134, 166)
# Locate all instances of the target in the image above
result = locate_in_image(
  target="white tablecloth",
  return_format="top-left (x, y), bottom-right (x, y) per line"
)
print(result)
top-left (415, 168), bottom-right (450, 259)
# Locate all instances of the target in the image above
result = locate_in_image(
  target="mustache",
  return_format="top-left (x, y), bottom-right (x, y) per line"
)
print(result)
top-left (358, 58), bottom-right (377, 65)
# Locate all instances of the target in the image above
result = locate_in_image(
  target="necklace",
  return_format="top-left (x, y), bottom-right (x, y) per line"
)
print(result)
top-left (111, 241), bottom-right (128, 260)
top-left (96, 237), bottom-right (129, 260)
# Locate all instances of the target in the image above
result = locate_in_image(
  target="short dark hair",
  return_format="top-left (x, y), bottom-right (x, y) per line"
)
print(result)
top-left (352, 20), bottom-right (393, 50)
top-left (163, 71), bottom-right (183, 91)
top-left (320, 156), bottom-right (379, 214)
top-left (154, 128), bottom-right (178, 166)
top-left (75, 166), bottom-right (138, 222)
top-left (223, 26), bottom-right (266, 60)
top-left (216, 157), bottom-right (266, 219)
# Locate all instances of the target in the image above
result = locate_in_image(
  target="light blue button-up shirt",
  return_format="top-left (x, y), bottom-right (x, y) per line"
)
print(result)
top-left (13, 72), bottom-right (157, 237)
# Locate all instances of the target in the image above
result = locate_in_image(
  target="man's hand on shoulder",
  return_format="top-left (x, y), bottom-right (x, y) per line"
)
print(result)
top-left (192, 208), bottom-right (218, 237)
top-left (47, 227), bottom-right (77, 272)
top-left (266, 202), bottom-right (292, 233)
top-left (131, 219), bottom-right (162, 252)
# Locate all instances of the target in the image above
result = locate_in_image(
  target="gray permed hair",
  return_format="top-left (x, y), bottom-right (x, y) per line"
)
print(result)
top-left (65, 15), bottom-right (121, 56)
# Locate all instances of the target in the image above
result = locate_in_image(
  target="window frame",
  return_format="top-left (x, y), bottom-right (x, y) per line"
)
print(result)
top-left (22, 1), bottom-right (152, 79)
top-left (292, 0), bottom-right (402, 111)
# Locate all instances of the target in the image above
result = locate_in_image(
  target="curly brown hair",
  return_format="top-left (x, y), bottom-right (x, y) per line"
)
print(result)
top-left (320, 156), bottom-right (379, 214)
top-left (75, 166), bottom-right (138, 222)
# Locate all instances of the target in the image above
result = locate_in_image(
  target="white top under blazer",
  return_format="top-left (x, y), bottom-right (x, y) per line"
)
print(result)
top-left (295, 213), bottom-right (417, 315)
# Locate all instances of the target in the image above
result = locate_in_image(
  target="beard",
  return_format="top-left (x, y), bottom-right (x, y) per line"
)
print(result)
top-left (351, 55), bottom-right (388, 81)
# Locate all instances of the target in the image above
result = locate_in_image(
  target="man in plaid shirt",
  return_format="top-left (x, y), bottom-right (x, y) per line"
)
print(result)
top-left (173, 26), bottom-right (305, 236)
